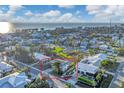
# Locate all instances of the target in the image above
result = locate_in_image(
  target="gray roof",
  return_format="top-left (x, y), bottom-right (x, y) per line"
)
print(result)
top-left (78, 63), bottom-right (98, 74)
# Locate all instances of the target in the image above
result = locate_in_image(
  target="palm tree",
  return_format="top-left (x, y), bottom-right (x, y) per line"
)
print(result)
top-left (52, 62), bottom-right (62, 75)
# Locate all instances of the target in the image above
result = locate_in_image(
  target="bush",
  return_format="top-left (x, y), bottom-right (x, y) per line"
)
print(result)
top-left (25, 78), bottom-right (50, 88)
top-left (96, 73), bottom-right (102, 81)
top-left (65, 83), bottom-right (74, 88)
top-left (121, 82), bottom-right (124, 88)
top-left (116, 47), bottom-right (124, 56)
top-left (101, 60), bottom-right (110, 67)
top-left (78, 76), bottom-right (97, 86)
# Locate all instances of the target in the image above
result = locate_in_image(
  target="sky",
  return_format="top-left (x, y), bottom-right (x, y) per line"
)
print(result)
top-left (0, 5), bottom-right (124, 23)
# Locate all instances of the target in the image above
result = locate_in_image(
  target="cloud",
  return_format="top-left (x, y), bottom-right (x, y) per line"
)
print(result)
top-left (76, 11), bottom-right (80, 15)
top-left (9, 5), bottom-right (23, 11)
top-left (58, 5), bottom-right (74, 8)
top-left (0, 5), bottom-right (24, 21)
top-left (86, 5), bottom-right (103, 15)
top-left (0, 5), bottom-right (83, 23)
top-left (7, 5), bottom-right (24, 15)
top-left (0, 14), bottom-right (10, 22)
top-left (0, 10), bottom-right (3, 14)
top-left (86, 5), bottom-right (124, 22)
top-left (13, 12), bottom-right (84, 23)
top-left (12, 16), bottom-right (26, 22)
top-left (57, 13), bottom-right (72, 22)
top-left (42, 10), bottom-right (61, 17)
top-left (25, 11), bottom-right (33, 16)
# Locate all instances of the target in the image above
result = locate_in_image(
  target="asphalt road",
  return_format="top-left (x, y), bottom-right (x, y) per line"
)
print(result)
top-left (109, 57), bottom-right (124, 88)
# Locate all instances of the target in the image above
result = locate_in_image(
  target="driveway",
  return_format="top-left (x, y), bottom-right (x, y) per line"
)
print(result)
top-left (109, 57), bottom-right (124, 88)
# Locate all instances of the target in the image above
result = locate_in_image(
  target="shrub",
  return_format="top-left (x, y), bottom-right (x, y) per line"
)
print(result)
top-left (78, 76), bottom-right (97, 86)
top-left (117, 47), bottom-right (124, 56)
top-left (101, 60), bottom-right (110, 67)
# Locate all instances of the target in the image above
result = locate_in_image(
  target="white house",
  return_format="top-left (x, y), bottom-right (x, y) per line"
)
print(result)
top-left (77, 54), bottom-right (108, 79)
top-left (80, 53), bottom-right (108, 67)
top-left (0, 62), bottom-right (13, 73)
top-left (5, 46), bottom-right (15, 51)
top-left (112, 35), bottom-right (119, 42)
top-left (89, 38), bottom-right (97, 44)
top-left (78, 62), bottom-right (98, 75)
top-left (99, 44), bottom-right (109, 50)
top-left (34, 52), bottom-right (51, 62)
top-left (0, 72), bottom-right (29, 88)
top-left (120, 37), bottom-right (124, 47)
top-left (0, 73), bottom-right (3, 78)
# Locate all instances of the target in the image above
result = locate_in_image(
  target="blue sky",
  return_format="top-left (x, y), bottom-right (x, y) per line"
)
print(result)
top-left (0, 5), bottom-right (123, 23)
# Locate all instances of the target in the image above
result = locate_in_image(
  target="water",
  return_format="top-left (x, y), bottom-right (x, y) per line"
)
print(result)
top-left (13, 23), bottom-right (121, 30)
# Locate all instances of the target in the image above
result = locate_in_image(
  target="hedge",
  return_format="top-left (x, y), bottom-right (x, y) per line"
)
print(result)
top-left (78, 76), bottom-right (97, 86)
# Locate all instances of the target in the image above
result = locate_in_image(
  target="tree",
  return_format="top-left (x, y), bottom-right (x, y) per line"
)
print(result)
top-left (25, 78), bottom-right (50, 88)
top-left (30, 44), bottom-right (35, 54)
top-left (117, 47), bottom-right (124, 56)
top-left (14, 45), bottom-right (34, 64)
top-left (88, 49), bottom-right (95, 56)
top-left (96, 73), bottom-right (102, 81)
top-left (121, 82), bottom-right (124, 88)
top-left (53, 47), bottom-right (64, 53)
top-left (52, 62), bottom-right (62, 75)
top-left (65, 83), bottom-right (74, 88)
top-left (101, 60), bottom-right (110, 67)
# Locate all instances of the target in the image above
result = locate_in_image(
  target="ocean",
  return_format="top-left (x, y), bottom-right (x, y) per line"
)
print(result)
top-left (12, 23), bottom-right (121, 30)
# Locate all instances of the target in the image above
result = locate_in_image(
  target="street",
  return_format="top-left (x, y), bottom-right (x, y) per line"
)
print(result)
top-left (109, 57), bottom-right (124, 88)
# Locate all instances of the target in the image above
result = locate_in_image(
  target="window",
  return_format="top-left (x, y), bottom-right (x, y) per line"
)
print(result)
top-left (78, 70), bottom-right (80, 73)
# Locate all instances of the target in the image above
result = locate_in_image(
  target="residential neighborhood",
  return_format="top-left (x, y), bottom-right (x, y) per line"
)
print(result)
top-left (0, 21), bottom-right (124, 88)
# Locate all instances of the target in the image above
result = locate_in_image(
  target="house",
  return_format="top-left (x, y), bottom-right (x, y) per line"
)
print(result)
top-left (5, 46), bottom-right (15, 52)
top-left (80, 53), bottom-right (108, 67)
top-left (78, 62), bottom-right (98, 77)
top-left (50, 59), bottom-right (71, 73)
top-left (0, 62), bottom-right (13, 74)
top-left (13, 37), bottom-right (22, 42)
top-left (34, 52), bottom-right (51, 63)
top-left (120, 37), bottom-right (124, 47)
top-left (77, 54), bottom-right (108, 86)
top-left (31, 33), bottom-right (41, 38)
top-left (21, 46), bottom-right (30, 52)
top-left (0, 72), bottom-right (29, 88)
top-left (80, 41), bottom-right (88, 51)
top-left (99, 44), bottom-right (109, 50)
top-left (29, 39), bottom-right (41, 44)
top-left (112, 35), bottom-right (119, 42)
top-left (0, 73), bottom-right (3, 78)
top-left (89, 38), bottom-right (97, 44)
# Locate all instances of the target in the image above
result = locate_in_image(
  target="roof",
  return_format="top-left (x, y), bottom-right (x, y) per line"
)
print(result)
top-left (0, 62), bottom-right (13, 73)
top-left (78, 62), bottom-right (98, 74)
top-left (8, 72), bottom-right (28, 87)
top-left (50, 59), bottom-right (69, 63)
top-left (34, 52), bottom-right (50, 61)
top-left (99, 45), bottom-right (109, 49)
top-left (0, 72), bottom-right (28, 88)
top-left (80, 53), bottom-right (108, 67)
top-left (50, 59), bottom-right (70, 72)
